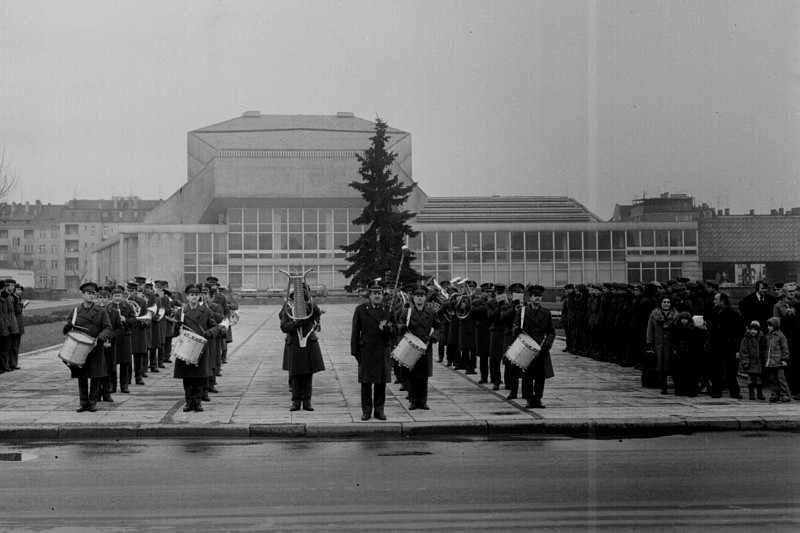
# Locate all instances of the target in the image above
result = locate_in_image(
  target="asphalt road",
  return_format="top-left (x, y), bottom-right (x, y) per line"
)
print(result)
top-left (1, 433), bottom-right (799, 531)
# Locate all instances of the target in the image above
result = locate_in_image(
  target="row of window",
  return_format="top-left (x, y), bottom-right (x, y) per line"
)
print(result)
top-left (417, 262), bottom-right (629, 286)
top-left (183, 264), bottom-right (348, 291)
top-left (627, 262), bottom-right (684, 283)
top-left (414, 230), bottom-right (697, 253)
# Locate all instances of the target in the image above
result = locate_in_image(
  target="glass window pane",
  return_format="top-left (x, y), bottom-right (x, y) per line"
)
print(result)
top-left (655, 230), bottom-right (669, 248)
top-left (334, 208), bottom-right (348, 224)
top-left (258, 208), bottom-right (271, 225)
top-left (228, 234), bottom-right (242, 250)
top-left (437, 232), bottom-right (451, 251)
top-left (525, 249), bottom-right (538, 262)
top-left (452, 232), bottom-right (465, 251)
top-left (613, 231), bottom-right (625, 249)
top-left (597, 231), bottom-right (611, 250)
top-left (408, 233), bottom-right (421, 251)
top-left (243, 208), bottom-right (257, 223)
top-left (243, 234), bottom-right (258, 250)
top-left (641, 230), bottom-right (654, 247)
top-left (481, 232), bottom-right (495, 251)
top-left (669, 230), bottom-right (682, 247)
top-left (305, 234), bottom-right (318, 250)
top-left (467, 231), bottom-right (480, 251)
top-left (184, 254), bottom-right (195, 267)
top-left (197, 233), bottom-right (212, 252)
top-left (684, 230), bottom-right (697, 247)
top-left (228, 209), bottom-right (242, 223)
top-left (540, 232), bottom-right (553, 250)
top-left (288, 208), bottom-right (302, 224)
top-left (229, 223), bottom-right (242, 233)
top-left (213, 234), bottom-right (227, 252)
top-left (198, 253), bottom-right (212, 266)
top-left (510, 232), bottom-right (524, 251)
top-left (184, 234), bottom-right (197, 253)
top-left (496, 232), bottom-right (509, 251)
top-left (626, 231), bottom-right (639, 247)
top-left (525, 232), bottom-right (538, 251)
top-left (467, 251), bottom-right (481, 263)
top-left (259, 234), bottom-right (272, 250)
top-left (213, 254), bottom-right (227, 265)
top-left (422, 232), bottom-right (435, 251)
top-left (554, 231), bottom-right (567, 251)
top-left (288, 234), bottom-right (302, 250)
top-left (482, 250), bottom-right (495, 263)
top-left (568, 231), bottom-right (582, 250)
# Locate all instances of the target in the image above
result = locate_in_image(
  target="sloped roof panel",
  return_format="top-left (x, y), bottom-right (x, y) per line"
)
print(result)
top-left (698, 217), bottom-right (800, 261)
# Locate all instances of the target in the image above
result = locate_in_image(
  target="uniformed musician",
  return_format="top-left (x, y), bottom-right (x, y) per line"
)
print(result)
top-left (63, 282), bottom-right (113, 412)
top-left (351, 282), bottom-right (395, 420)
top-left (396, 285), bottom-right (441, 410)
top-left (513, 284), bottom-right (556, 409)
top-left (174, 283), bottom-right (219, 412)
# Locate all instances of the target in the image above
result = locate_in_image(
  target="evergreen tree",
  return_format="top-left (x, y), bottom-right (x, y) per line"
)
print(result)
top-left (341, 118), bottom-right (420, 290)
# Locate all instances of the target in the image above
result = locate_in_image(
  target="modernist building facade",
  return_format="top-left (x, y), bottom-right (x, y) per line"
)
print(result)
top-left (94, 112), bottom-right (798, 292)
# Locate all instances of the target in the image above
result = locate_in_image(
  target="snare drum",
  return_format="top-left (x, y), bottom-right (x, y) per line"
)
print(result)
top-left (58, 330), bottom-right (96, 368)
top-left (391, 332), bottom-right (427, 369)
top-left (173, 327), bottom-right (207, 366)
top-left (504, 332), bottom-right (541, 370)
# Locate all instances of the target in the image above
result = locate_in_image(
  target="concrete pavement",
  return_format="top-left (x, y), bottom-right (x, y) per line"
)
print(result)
top-left (0, 303), bottom-right (798, 440)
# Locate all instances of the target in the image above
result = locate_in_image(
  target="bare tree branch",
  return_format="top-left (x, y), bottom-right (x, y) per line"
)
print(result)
top-left (0, 148), bottom-right (19, 202)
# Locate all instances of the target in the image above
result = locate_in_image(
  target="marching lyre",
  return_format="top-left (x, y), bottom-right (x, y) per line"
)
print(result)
top-left (279, 265), bottom-right (314, 321)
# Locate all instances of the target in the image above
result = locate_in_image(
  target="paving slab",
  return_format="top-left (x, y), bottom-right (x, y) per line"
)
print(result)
top-left (0, 303), bottom-right (798, 441)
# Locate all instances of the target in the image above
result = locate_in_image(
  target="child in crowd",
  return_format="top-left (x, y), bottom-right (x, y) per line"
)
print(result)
top-left (738, 320), bottom-right (766, 400)
top-left (671, 312), bottom-right (706, 397)
top-left (764, 317), bottom-right (791, 402)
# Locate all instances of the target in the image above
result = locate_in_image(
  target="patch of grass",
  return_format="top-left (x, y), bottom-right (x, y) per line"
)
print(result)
top-left (20, 321), bottom-right (67, 354)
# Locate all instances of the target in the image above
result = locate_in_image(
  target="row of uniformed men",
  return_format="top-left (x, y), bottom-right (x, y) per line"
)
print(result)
top-left (347, 280), bottom-right (556, 421)
top-left (0, 278), bottom-right (25, 375)
top-left (560, 278), bottom-right (727, 368)
top-left (64, 277), bottom-right (234, 412)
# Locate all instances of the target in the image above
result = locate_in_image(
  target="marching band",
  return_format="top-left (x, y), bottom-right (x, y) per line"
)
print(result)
top-left (57, 270), bottom-right (553, 416)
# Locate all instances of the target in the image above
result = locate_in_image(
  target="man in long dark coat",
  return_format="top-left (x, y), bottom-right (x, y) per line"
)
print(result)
top-left (281, 287), bottom-right (325, 412)
top-left (174, 283), bottom-right (219, 412)
top-left (396, 285), bottom-right (441, 410)
top-left (127, 280), bottom-right (150, 385)
top-left (513, 284), bottom-right (556, 409)
top-left (63, 282), bottom-right (114, 412)
top-left (96, 286), bottom-right (123, 403)
top-left (110, 285), bottom-right (135, 394)
top-left (351, 282), bottom-right (395, 420)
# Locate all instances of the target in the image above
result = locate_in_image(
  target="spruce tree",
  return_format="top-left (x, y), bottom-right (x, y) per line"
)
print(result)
top-left (341, 118), bottom-right (420, 291)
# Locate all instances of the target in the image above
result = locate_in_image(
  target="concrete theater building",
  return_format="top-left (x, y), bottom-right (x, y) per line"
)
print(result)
top-left (96, 111), bottom-right (704, 291)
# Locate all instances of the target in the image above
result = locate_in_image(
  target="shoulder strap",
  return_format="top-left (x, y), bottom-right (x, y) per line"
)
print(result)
top-left (72, 307), bottom-right (78, 326)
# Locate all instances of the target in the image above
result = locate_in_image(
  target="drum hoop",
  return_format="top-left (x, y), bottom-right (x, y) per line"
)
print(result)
top-left (402, 332), bottom-right (426, 351)
top-left (180, 327), bottom-right (206, 343)
top-left (68, 331), bottom-right (96, 344)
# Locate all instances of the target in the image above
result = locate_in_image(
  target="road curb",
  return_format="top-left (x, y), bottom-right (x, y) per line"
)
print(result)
top-left (20, 344), bottom-right (61, 357)
top-left (306, 422), bottom-right (403, 438)
top-left (401, 420), bottom-right (488, 437)
top-left (1, 417), bottom-right (799, 442)
top-left (250, 424), bottom-right (307, 438)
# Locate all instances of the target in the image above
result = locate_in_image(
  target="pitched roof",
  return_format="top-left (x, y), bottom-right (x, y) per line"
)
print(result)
top-left (193, 113), bottom-right (406, 135)
top-left (416, 196), bottom-right (601, 224)
top-left (699, 216), bottom-right (800, 261)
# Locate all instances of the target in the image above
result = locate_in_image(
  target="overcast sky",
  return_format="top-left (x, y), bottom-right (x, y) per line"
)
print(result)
top-left (1, 0), bottom-right (797, 219)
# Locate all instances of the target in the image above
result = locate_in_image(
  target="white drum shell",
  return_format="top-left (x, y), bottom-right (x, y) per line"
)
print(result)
top-left (505, 332), bottom-right (541, 370)
top-left (58, 331), bottom-right (96, 368)
top-left (173, 327), bottom-right (207, 366)
top-left (391, 332), bottom-right (427, 369)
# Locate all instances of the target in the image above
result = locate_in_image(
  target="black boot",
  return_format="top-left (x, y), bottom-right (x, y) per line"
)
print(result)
top-left (748, 384), bottom-right (755, 400)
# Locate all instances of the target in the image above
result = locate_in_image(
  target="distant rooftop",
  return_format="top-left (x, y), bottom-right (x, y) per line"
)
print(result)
top-left (416, 196), bottom-right (601, 224)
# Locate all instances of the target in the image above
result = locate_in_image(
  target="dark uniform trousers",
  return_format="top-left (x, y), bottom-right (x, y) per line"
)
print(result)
top-left (183, 377), bottom-right (205, 406)
top-left (407, 377), bottom-right (427, 408)
top-left (78, 378), bottom-right (101, 407)
top-left (100, 342), bottom-right (117, 397)
top-left (134, 353), bottom-right (148, 381)
top-left (9, 334), bottom-right (21, 369)
top-left (291, 374), bottom-right (313, 406)
top-left (361, 383), bottom-right (386, 415)
top-left (0, 335), bottom-right (11, 372)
